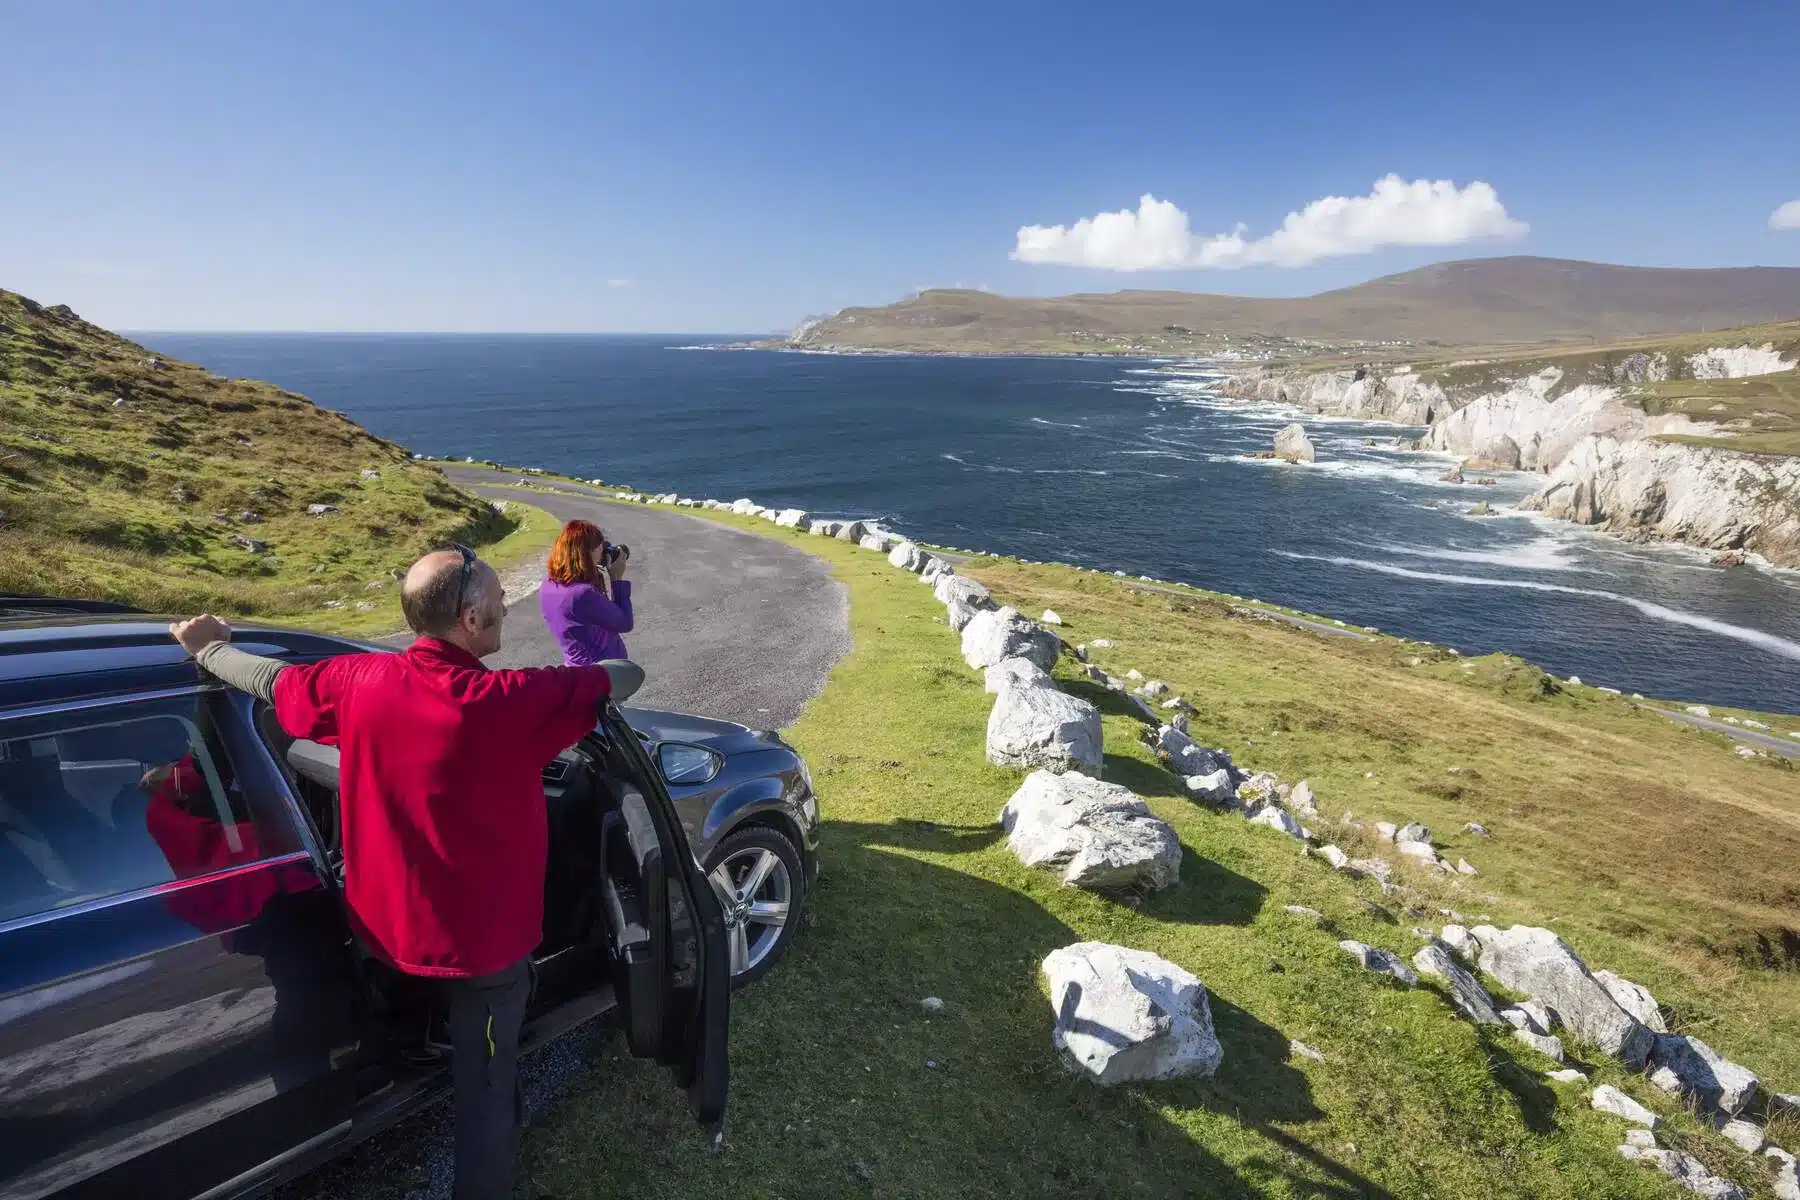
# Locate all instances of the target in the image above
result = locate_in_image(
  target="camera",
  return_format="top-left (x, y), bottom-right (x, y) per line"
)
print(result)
top-left (603, 541), bottom-right (629, 566)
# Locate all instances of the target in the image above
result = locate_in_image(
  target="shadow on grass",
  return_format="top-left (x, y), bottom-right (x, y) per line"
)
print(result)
top-left (1060, 676), bottom-right (1157, 725)
top-left (1477, 1029), bottom-right (1560, 1134)
top-left (1102, 750), bottom-right (1187, 800)
top-left (773, 819), bottom-right (1392, 1200)
top-left (1139, 847), bottom-right (1268, 927)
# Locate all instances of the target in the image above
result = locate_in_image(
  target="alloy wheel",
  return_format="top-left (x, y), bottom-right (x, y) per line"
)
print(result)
top-left (708, 845), bottom-right (792, 976)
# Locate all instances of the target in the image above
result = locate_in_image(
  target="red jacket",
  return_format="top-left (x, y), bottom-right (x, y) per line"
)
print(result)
top-left (273, 638), bottom-right (612, 978)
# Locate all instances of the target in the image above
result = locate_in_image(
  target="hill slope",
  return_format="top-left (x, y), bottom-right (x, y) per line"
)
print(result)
top-left (789, 257), bottom-right (1800, 356)
top-left (0, 289), bottom-right (521, 619)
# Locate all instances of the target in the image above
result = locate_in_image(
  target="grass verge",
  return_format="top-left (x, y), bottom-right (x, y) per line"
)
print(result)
top-left (504, 511), bottom-right (1795, 1199)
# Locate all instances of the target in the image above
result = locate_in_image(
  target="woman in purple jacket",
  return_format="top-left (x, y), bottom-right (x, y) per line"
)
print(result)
top-left (539, 519), bottom-right (634, 665)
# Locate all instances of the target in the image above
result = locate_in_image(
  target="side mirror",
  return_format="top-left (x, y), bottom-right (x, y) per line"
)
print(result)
top-left (601, 660), bottom-right (645, 704)
top-left (657, 742), bottom-right (723, 786)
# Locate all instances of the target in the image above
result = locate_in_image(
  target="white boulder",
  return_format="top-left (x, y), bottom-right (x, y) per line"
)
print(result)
top-left (1397, 821), bottom-right (1431, 844)
top-left (1592, 1083), bottom-right (1660, 1127)
top-left (1500, 1001), bottom-right (1553, 1036)
top-left (1397, 840), bottom-right (1440, 865)
top-left (1375, 822), bottom-right (1398, 842)
top-left (1594, 970), bottom-right (1668, 1033)
top-left (774, 508), bottom-right (809, 528)
top-left (1183, 769), bottom-right (1235, 803)
top-left (1617, 1145), bottom-right (1747, 1200)
top-left (987, 683), bottom-right (1103, 774)
top-left (934, 573), bottom-right (991, 608)
top-left (1439, 925), bottom-right (1478, 959)
top-left (961, 607), bottom-right (1061, 672)
top-left (1154, 725), bottom-right (1234, 779)
top-left (1274, 423), bottom-right (1316, 463)
top-left (1477, 926), bottom-right (1654, 1068)
top-left (985, 657), bottom-right (1052, 695)
top-left (1248, 805), bottom-right (1305, 839)
top-left (1002, 773), bottom-right (1179, 890)
top-left (888, 540), bottom-right (929, 572)
top-left (1413, 942), bottom-right (1503, 1024)
top-left (1317, 844), bottom-right (1351, 870)
top-left (1339, 940), bottom-right (1418, 986)
top-left (1646, 1034), bottom-right (1759, 1116)
top-left (946, 598), bottom-right (980, 632)
top-left (859, 532), bottom-right (896, 553)
top-left (1719, 1119), bottom-right (1766, 1154)
top-left (1041, 608), bottom-right (1063, 625)
top-left (1041, 942), bottom-right (1221, 1085)
top-left (1512, 1029), bottom-right (1566, 1062)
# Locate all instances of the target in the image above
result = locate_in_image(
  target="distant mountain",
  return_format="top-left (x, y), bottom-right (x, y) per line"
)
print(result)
top-left (788, 257), bottom-right (1800, 355)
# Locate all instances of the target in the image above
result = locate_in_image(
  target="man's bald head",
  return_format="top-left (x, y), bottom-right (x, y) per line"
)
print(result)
top-left (401, 548), bottom-right (501, 638)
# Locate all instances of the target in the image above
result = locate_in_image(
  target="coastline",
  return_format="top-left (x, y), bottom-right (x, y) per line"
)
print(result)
top-left (1211, 360), bottom-right (1800, 570)
top-left (431, 460), bottom-right (1800, 730)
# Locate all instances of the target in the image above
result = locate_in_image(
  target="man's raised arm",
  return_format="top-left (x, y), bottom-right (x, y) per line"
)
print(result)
top-left (171, 614), bottom-right (287, 703)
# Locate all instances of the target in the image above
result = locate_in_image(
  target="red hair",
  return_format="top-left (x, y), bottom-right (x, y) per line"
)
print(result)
top-left (546, 519), bottom-right (605, 586)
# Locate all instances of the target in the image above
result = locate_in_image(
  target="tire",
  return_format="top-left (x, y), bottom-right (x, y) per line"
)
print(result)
top-left (703, 825), bottom-right (805, 987)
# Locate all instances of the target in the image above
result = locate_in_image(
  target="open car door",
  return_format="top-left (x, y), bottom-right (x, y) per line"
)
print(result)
top-left (581, 701), bottom-right (731, 1132)
top-left (279, 704), bottom-right (730, 1133)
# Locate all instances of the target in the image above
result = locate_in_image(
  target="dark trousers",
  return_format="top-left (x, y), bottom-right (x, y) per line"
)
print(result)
top-left (442, 958), bottom-right (533, 1200)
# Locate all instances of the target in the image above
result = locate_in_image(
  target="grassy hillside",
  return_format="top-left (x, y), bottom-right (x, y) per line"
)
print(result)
top-left (789, 257), bottom-right (1800, 357)
top-left (0, 289), bottom-right (541, 621)
top-left (280, 491), bottom-right (1800, 1199)
top-left (527, 520), bottom-right (1797, 1199)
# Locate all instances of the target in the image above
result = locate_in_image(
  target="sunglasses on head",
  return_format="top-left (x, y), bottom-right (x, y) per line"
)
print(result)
top-left (448, 542), bottom-right (476, 616)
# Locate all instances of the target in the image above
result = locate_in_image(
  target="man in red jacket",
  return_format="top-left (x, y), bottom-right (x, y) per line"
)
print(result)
top-left (171, 544), bottom-right (642, 1200)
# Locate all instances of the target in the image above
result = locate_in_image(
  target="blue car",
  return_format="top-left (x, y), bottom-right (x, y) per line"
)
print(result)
top-left (0, 596), bottom-right (819, 1200)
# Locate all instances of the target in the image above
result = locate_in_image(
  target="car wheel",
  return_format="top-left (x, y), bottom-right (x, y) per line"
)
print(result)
top-left (704, 826), bottom-right (803, 986)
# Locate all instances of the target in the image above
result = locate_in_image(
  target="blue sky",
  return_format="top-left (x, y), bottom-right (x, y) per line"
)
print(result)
top-left (3, 1), bottom-right (1797, 333)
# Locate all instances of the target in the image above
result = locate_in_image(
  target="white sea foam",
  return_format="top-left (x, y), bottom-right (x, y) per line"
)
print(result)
top-left (1029, 416), bottom-right (1087, 429)
top-left (1375, 537), bottom-right (1580, 572)
top-left (1276, 552), bottom-right (1800, 661)
top-left (1224, 454), bottom-right (1474, 488)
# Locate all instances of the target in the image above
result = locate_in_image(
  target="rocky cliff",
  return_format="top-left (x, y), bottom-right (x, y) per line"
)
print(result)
top-left (1521, 435), bottom-right (1800, 565)
top-left (1220, 331), bottom-right (1800, 565)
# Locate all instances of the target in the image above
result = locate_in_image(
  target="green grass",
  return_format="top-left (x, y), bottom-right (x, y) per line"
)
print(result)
top-left (279, 498), bottom-right (563, 638)
top-left (0, 289), bottom-right (554, 620)
top-left (485, 515), bottom-right (1797, 1199)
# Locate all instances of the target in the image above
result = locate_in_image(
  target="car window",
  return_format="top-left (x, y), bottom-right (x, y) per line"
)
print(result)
top-left (0, 692), bottom-right (302, 925)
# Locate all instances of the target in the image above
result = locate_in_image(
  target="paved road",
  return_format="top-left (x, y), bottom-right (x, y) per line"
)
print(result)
top-left (1650, 707), bottom-right (1800, 760)
top-left (441, 462), bottom-right (615, 500)
top-left (465, 485), bottom-right (850, 728)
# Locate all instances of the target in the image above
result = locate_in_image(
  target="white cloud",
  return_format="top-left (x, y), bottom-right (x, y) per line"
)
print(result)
top-left (1012, 175), bottom-right (1528, 271)
top-left (1771, 200), bottom-right (1800, 231)
top-left (606, 277), bottom-right (632, 288)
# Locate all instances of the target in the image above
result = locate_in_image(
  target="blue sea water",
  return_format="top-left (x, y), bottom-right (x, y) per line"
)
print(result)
top-left (139, 333), bottom-right (1800, 714)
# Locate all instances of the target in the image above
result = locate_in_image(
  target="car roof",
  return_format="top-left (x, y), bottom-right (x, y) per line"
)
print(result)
top-left (0, 609), bottom-right (381, 712)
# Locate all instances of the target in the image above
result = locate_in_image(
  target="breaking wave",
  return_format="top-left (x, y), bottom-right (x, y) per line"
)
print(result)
top-left (1276, 552), bottom-right (1800, 661)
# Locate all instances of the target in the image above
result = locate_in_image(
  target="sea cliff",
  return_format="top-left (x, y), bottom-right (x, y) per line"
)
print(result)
top-left (1522, 435), bottom-right (1800, 565)
top-left (1220, 337), bottom-right (1800, 566)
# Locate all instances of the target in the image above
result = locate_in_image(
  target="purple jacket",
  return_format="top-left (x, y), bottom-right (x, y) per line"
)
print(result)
top-left (539, 577), bottom-right (633, 665)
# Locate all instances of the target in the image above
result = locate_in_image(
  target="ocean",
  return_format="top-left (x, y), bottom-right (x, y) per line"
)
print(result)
top-left (139, 333), bottom-right (1800, 714)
